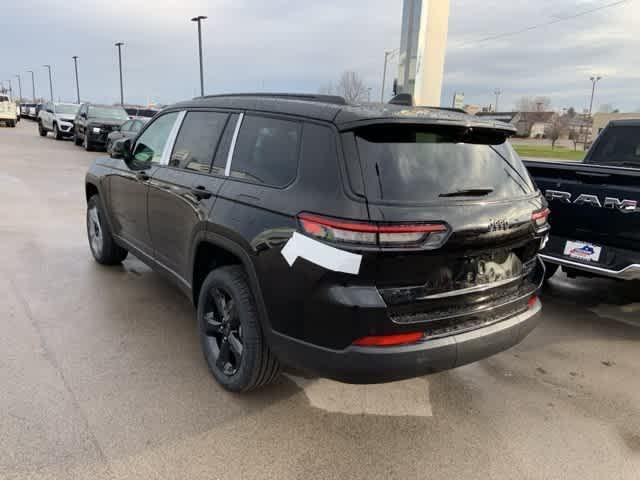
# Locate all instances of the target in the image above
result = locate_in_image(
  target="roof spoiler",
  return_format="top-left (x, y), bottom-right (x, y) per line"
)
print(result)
top-left (195, 93), bottom-right (347, 106)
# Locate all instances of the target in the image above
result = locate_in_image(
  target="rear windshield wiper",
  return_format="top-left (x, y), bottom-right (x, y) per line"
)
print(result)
top-left (439, 188), bottom-right (494, 198)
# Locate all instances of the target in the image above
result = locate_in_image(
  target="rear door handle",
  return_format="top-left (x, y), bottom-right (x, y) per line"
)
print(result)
top-left (136, 172), bottom-right (150, 181)
top-left (191, 186), bottom-right (212, 200)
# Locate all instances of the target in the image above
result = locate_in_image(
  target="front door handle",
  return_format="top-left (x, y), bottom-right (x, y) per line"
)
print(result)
top-left (191, 186), bottom-right (212, 200)
top-left (136, 172), bottom-right (150, 181)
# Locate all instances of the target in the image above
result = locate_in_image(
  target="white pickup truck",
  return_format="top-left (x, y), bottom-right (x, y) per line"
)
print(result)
top-left (38, 102), bottom-right (80, 139)
top-left (0, 95), bottom-right (17, 127)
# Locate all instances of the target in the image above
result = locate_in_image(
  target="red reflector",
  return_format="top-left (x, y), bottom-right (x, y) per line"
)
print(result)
top-left (353, 332), bottom-right (424, 347)
top-left (528, 296), bottom-right (539, 309)
top-left (531, 208), bottom-right (550, 221)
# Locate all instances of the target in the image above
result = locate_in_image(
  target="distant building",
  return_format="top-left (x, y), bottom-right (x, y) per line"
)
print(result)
top-left (475, 112), bottom-right (518, 124)
top-left (511, 112), bottom-right (557, 138)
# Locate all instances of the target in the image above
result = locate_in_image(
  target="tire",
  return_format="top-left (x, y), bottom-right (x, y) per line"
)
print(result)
top-left (197, 265), bottom-right (281, 392)
top-left (74, 129), bottom-right (82, 146)
top-left (38, 122), bottom-right (47, 136)
top-left (83, 133), bottom-right (93, 151)
top-left (105, 139), bottom-right (112, 154)
top-left (543, 262), bottom-right (559, 281)
top-left (86, 195), bottom-right (128, 265)
top-left (9, 120), bottom-right (16, 128)
top-left (53, 123), bottom-right (63, 140)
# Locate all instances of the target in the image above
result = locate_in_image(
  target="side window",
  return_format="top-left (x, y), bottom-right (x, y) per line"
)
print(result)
top-left (131, 120), bottom-right (144, 133)
top-left (132, 112), bottom-right (179, 165)
top-left (120, 120), bottom-right (133, 132)
top-left (230, 115), bottom-right (301, 187)
top-left (170, 111), bottom-right (228, 172)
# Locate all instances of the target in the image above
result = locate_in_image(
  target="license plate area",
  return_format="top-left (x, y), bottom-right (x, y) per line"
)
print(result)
top-left (563, 240), bottom-right (602, 262)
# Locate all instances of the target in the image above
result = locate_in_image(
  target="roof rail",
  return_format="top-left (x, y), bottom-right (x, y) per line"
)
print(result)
top-left (194, 93), bottom-right (348, 106)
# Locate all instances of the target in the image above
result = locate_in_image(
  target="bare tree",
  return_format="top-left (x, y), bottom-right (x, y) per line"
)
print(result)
top-left (336, 71), bottom-right (368, 104)
top-left (568, 128), bottom-right (580, 151)
top-left (546, 116), bottom-right (567, 149)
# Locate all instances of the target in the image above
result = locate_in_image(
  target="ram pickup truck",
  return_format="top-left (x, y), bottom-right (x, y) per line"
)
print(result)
top-left (525, 119), bottom-right (640, 281)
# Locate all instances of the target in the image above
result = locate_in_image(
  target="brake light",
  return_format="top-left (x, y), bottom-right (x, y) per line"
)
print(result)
top-left (298, 213), bottom-right (449, 247)
top-left (528, 295), bottom-right (539, 309)
top-left (353, 332), bottom-right (424, 347)
top-left (532, 208), bottom-right (550, 227)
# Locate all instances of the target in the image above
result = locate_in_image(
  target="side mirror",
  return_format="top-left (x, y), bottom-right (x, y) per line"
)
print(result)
top-left (111, 138), bottom-right (132, 160)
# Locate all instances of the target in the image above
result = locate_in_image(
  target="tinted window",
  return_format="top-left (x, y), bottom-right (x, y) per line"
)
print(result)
top-left (587, 126), bottom-right (640, 167)
top-left (120, 120), bottom-right (133, 132)
top-left (132, 112), bottom-right (179, 165)
top-left (230, 115), bottom-right (300, 186)
top-left (170, 111), bottom-right (228, 172)
top-left (88, 106), bottom-right (129, 121)
top-left (353, 125), bottom-right (535, 203)
top-left (131, 120), bottom-right (144, 133)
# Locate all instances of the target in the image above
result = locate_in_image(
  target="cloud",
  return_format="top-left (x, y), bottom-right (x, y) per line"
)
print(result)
top-left (2, 0), bottom-right (637, 111)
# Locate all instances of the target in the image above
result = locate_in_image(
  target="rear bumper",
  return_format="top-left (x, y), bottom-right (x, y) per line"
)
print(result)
top-left (270, 299), bottom-right (542, 384)
top-left (541, 235), bottom-right (640, 280)
top-left (541, 254), bottom-right (640, 280)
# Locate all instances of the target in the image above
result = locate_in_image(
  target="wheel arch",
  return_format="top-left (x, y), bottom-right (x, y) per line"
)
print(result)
top-left (191, 233), bottom-right (272, 332)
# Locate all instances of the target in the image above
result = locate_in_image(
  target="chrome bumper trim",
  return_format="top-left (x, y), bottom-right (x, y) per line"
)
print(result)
top-left (540, 254), bottom-right (640, 280)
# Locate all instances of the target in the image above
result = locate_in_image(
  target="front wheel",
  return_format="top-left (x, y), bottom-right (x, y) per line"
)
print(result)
top-left (197, 266), bottom-right (281, 392)
top-left (74, 129), bottom-right (82, 145)
top-left (86, 195), bottom-right (128, 265)
top-left (53, 123), bottom-right (63, 140)
top-left (83, 133), bottom-right (93, 151)
top-left (38, 122), bottom-right (47, 136)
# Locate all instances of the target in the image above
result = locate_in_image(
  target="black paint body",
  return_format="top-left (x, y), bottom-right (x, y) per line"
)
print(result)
top-left (86, 96), bottom-right (546, 383)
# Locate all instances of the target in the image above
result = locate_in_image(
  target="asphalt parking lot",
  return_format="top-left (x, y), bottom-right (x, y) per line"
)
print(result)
top-left (1, 120), bottom-right (639, 479)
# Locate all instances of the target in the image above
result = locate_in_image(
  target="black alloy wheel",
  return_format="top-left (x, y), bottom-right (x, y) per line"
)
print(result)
top-left (203, 287), bottom-right (244, 377)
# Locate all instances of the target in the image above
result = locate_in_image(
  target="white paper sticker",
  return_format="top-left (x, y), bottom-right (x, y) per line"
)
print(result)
top-left (281, 232), bottom-right (362, 275)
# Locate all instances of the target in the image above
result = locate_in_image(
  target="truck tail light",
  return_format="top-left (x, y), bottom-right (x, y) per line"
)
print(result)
top-left (528, 295), bottom-right (539, 309)
top-left (532, 208), bottom-right (550, 227)
top-left (298, 213), bottom-right (449, 248)
top-left (353, 332), bottom-right (424, 347)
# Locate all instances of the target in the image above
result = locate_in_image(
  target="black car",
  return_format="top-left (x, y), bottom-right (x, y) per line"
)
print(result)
top-left (85, 93), bottom-right (547, 392)
top-left (525, 119), bottom-right (640, 281)
top-left (105, 118), bottom-right (147, 154)
top-left (73, 103), bottom-right (129, 151)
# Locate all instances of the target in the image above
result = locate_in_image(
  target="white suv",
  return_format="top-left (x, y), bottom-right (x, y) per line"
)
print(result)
top-left (38, 102), bottom-right (80, 139)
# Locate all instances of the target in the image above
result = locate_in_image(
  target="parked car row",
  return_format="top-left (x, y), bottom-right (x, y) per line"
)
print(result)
top-left (34, 102), bottom-right (152, 152)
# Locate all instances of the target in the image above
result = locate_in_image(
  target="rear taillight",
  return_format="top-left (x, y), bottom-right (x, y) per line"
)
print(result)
top-left (298, 213), bottom-right (449, 248)
top-left (532, 208), bottom-right (550, 228)
top-left (353, 332), bottom-right (424, 347)
top-left (528, 295), bottom-right (539, 309)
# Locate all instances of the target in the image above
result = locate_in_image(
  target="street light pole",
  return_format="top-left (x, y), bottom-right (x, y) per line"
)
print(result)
top-left (584, 75), bottom-right (602, 149)
top-left (27, 70), bottom-right (36, 102)
top-left (381, 49), bottom-right (399, 103)
top-left (72, 56), bottom-right (80, 103)
top-left (14, 74), bottom-right (22, 102)
top-left (115, 42), bottom-right (125, 105)
top-left (191, 15), bottom-right (207, 97)
top-left (43, 64), bottom-right (53, 102)
top-left (494, 88), bottom-right (502, 112)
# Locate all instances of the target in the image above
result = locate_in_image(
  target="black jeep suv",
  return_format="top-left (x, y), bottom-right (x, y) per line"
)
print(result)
top-left (85, 93), bottom-right (548, 392)
top-left (74, 103), bottom-right (129, 151)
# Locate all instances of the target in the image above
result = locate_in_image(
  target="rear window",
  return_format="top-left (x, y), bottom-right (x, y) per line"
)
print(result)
top-left (352, 125), bottom-right (535, 203)
top-left (587, 126), bottom-right (640, 168)
top-left (0, 96), bottom-right (9, 102)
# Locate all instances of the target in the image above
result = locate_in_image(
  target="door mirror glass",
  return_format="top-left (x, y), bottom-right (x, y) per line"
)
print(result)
top-left (111, 138), bottom-right (132, 160)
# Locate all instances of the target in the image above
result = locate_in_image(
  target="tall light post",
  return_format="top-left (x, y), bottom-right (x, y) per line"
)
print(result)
top-left (584, 75), bottom-right (602, 149)
top-left (381, 49), bottom-right (399, 103)
top-left (72, 56), bottom-right (80, 103)
top-left (494, 88), bottom-right (502, 112)
top-left (27, 70), bottom-right (36, 102)
top-left (43, 64), bottom-right (53, 102)
top-left (191, 15), bottom-right (207, 97)
top-left (115, 42), bottom-right (125, 105)
top-left (14, 74), bottom-right (22, 102)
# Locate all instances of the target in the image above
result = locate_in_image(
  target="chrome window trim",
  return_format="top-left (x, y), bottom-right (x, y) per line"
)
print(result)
top-left (160, 110), bottom-right (187, 166)
top-left (225, 112), bottom-right (245, 177)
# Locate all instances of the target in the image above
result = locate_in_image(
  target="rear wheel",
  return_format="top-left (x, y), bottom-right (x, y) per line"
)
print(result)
top-left (197, 266), bottom-right (280, 392)
top-left (543, 262), bottom-right (559, 281)
top-left (38, 122), bottom-right (47, 136)
top-left (9, 120), bottom-right (16, 128)
top-left (86, 195), bottom-right (128, 265)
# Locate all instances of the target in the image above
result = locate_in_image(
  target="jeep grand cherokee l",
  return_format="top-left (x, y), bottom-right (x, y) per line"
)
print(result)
top-left (74, 103), bottom-right (129, 151)
top-left (84, 94), bottom-right (548, 392)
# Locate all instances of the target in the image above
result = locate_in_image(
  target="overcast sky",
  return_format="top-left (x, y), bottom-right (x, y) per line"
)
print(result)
top-left (3, 0), bottom-right (638, 111)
